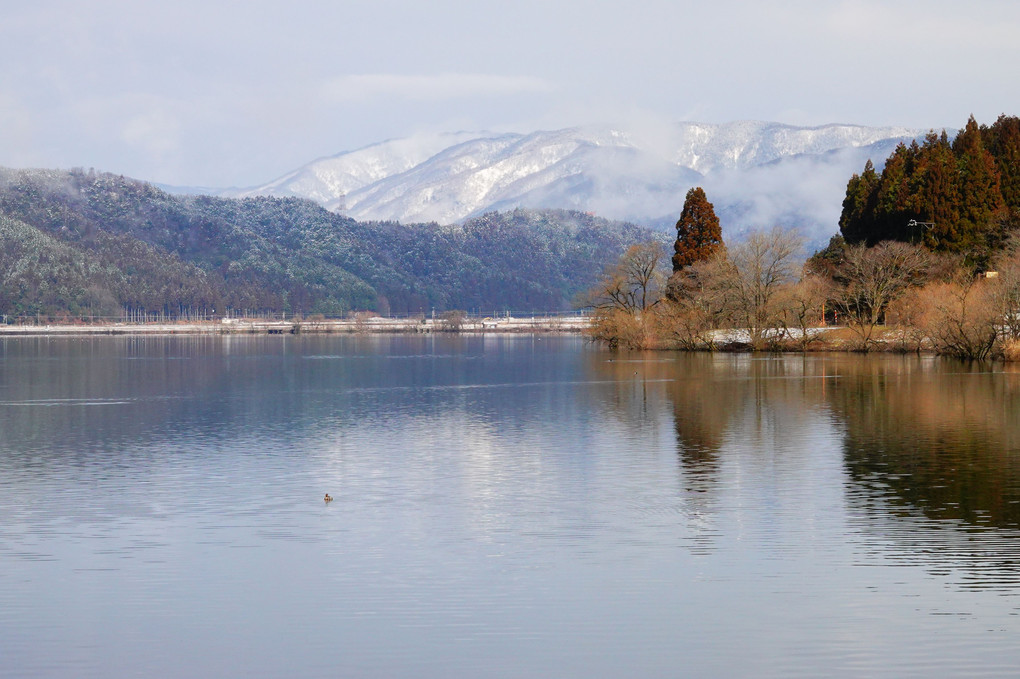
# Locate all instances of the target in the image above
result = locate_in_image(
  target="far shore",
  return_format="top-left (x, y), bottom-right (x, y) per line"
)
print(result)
top-left (6, 317), bottom-right (1002, 358)
top-left (0, 315), bottom-right (590, 336)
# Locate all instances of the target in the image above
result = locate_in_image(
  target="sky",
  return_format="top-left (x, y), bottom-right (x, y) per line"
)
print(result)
top-left (2, 0), bottom-right (1019, 188)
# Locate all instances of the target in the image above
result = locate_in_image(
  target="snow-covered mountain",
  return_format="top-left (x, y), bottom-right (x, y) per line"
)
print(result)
top-left (222, 121), bottom-right (922, 245)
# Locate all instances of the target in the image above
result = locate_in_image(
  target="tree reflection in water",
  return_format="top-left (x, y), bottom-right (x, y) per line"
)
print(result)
top-left (592, 349), bottom-right (1020, 588)
top-left (829, 357), bottom-right (1020, 528)
top-left (829, 357), bottom-right (1020, 591)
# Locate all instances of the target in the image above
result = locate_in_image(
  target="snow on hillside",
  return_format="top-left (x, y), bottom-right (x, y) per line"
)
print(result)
top-left (231, 130), bottom-right (483, 209)
top-left (222, 121), bottom-right (921, 246)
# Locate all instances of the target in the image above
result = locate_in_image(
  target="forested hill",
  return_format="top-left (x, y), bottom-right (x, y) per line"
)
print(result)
top-left (0, 167), bottom-right (662, 319)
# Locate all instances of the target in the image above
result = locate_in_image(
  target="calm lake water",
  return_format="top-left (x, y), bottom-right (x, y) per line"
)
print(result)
top-left (3, 334), bottom-right (1020, 678)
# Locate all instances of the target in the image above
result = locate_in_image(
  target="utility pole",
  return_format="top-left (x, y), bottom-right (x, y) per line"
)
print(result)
top-left (907, 219), bottom-right (935, 245)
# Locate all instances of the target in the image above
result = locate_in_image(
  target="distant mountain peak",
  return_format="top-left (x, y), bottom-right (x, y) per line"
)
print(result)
top-left (217, 121), bottom-right (921, 246)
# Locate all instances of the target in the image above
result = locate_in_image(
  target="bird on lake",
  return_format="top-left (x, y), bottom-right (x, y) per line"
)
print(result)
top-left (324, 493), bottom-right (333, 503)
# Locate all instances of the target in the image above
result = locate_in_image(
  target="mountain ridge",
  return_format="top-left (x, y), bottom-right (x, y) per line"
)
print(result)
top-left (208, 121), bottom-right (922, 244)
top-left (0, 167), bottom-right (661, 317)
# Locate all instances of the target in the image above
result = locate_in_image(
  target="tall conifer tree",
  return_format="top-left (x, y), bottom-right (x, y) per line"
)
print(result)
top-left (839, 160), bottom-right (880, 243)
top-left (872, 143), bottom-right (914, 243)
top-left (840, 114), bottom-right (1017, 253)
top-left (953, 116), bottom-right (1003, 249)
top-left (913, 131), bottom-right (960, 248)
top-left (986, 115), bottom-right (1020, 210)
top-left (672, 187), bottom-right (723, 271)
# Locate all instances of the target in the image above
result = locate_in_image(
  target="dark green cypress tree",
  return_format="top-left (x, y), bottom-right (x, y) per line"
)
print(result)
top-left (672, 187), bottom-right (723, 271)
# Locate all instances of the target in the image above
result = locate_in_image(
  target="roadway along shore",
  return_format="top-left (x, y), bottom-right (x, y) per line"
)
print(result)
top-left (0, 315), bottom-right (591, 336)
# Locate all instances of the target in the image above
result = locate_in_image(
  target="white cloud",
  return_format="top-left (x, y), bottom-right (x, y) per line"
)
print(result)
top-left (1, 0), bottom-right (1018, 186)
top-left (62, 93), bottom-right (187, 160)
top-left (120, 109), bottom-right (182, 157)
top-left (320, 73), bottom-right (556, 103)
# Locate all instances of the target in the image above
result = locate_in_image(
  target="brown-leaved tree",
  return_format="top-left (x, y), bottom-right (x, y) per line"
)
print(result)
top-left (673, 187), bottom-right (723, 271)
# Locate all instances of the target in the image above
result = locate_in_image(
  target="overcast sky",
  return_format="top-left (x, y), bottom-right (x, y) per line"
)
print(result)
top-left (2, 0), bottom-right (1018, 187)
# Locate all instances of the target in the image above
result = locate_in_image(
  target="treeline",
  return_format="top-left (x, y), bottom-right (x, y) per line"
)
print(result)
top-left (840, 114), bottom-right (1020, 260)
top-left (589, 228), bottom-right (1020, 360)
top-left (589, 175), bottom-right (1020, 360)
top-left (0, 167), bottom-right (660, 320)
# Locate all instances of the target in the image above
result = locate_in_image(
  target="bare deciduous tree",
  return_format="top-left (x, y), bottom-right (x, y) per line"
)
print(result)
top-left (582, 241), bottom-right (667, 349)
top-left (722, 227), bottom-right (803, 349)
top-left (585, 241), bottom-right (667, 312)
top-left (586, 307), bottom-right (651, 349)
top-left (990, 235), bottom-right (1020, 341)
top-left (885, 286), bottom-right (929, 353)
top-left (662, 229), bottom-right (803, 349)
top-left (834, 241), bottom-right (932, 349)
top-left (778, 273), bottom-right (835, 348)
top-left (911, 274), bottom-right (1000, 359)
top-left (437, 309), bottom-right (467, 332)
top-left (652, 298), bottom-right (717, 350)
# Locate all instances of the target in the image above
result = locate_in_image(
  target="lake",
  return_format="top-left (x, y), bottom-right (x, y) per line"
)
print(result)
top-left (3, 334), bottom-right (1020, 678)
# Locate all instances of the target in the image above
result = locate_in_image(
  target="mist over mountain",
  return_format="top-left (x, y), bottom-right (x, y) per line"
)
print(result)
top-left (218, 122), bottom-right (921, 247)
top-left (0, 120), bottom-right (932, 319)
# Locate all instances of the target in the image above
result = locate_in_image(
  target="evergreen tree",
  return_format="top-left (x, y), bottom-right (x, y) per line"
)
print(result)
top-left (805, 234), bottom-right (849, 279)
top-left (912, 131), bottom-right (960, 249)
top-left (985, 114), bottom-right (1020, 210)
top-left (953, 116), bottom-right (1003, 250)
top-left (872, 143), bottom-right (915, 243)
top-left (839, 160), bottom-right (880, 243)
top-left (840, 115), bottom-right (1018, 256)
top-left (672, 187), bottom-right (723, 271)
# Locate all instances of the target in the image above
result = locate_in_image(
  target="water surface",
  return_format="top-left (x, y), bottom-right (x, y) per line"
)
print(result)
top-left (3, 335), bottom-right (1020, 677)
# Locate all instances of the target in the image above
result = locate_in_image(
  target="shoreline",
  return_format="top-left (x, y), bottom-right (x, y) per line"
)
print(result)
top-left (6, 319), bottom-right (1005, 360)
top-left (0, 315), bottom-right (590, 336)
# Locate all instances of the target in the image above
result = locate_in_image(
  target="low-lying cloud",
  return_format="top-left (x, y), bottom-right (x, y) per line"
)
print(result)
top-left (321, 73), bottom-right (556, 103)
